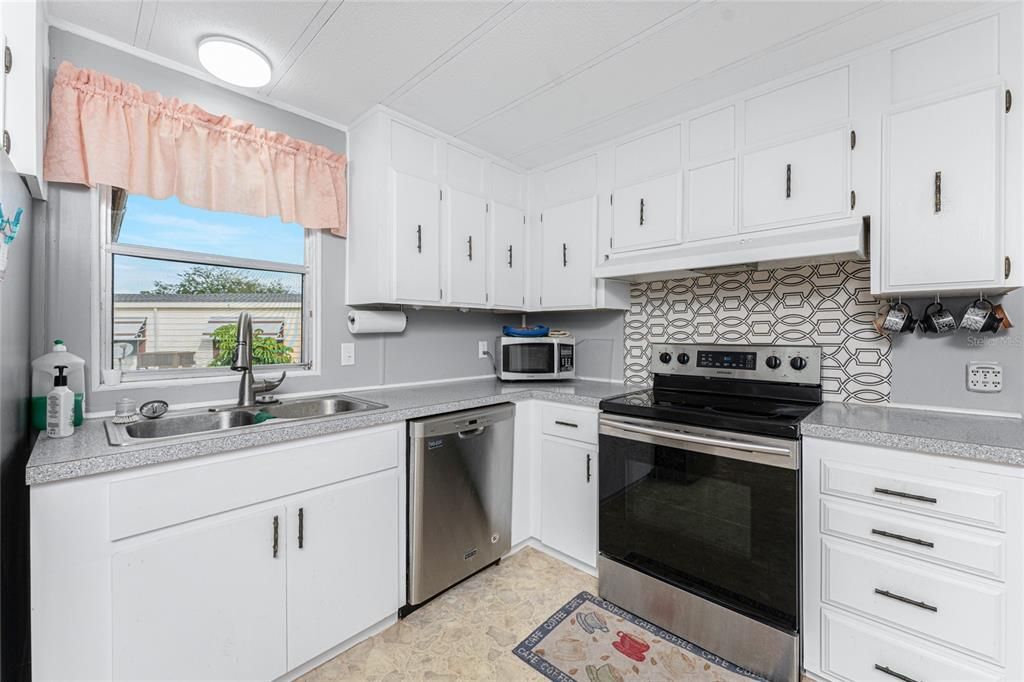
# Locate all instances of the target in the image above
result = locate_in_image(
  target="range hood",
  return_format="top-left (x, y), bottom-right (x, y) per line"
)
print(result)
top-left (595, 217), bottom-right (869, 283)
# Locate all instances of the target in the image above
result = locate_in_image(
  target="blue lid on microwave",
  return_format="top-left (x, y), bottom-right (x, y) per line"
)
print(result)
top-left (502, 324), bottom-right (549, 337)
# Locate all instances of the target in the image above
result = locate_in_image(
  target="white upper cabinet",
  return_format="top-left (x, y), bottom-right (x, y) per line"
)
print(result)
top-left (875, 14), bottom-right (1016, 296)
top-left (348, 109), bottom-right (625, 310)
top-left (539, 197), bottom-right (596, 309)
top-left (743, 68), bottom-right (849, 146)
top-left (686, 106), bottom-right (737, 242)
top-left (740, 69), bottom-right (852, 233)
top-left (614, 124), bottom-right (681, 187)
top-left (491, 202), bottom-right (526, 309)
top-left (391, 120), bottom-right (439, 181)
top-left (393, 171), bottom-right (442, 303)
top-left (611, 126), bottom-right (682, 252)
top-left (881, 85), bottom-right (1005, 293)
top-left (611, 172), bottom-right (681, 252)
top-left (741, 126), bottom-right (851, 232)
top-left (1, 0), bottom-right (47, 198)
top-left (446, 145), bottom-right (486, 195)
top-left (446, 189), bottom-right (488, 306)
top-left (687, 159), bottom-right (736, 242)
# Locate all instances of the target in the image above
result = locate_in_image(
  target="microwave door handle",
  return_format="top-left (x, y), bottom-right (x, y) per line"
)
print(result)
top-left (599, 418), bottom-right (794, 464)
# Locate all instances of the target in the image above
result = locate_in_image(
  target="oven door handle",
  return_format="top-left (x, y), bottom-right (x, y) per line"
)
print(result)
top-left (599, 417), bottom-right (797, 468)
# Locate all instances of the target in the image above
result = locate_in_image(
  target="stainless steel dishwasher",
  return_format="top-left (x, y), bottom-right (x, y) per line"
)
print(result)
top-left (406, 403), bottom-right (515, 611)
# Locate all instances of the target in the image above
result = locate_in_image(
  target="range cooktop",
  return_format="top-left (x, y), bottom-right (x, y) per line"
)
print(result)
top-left (601, 343), bottom-right (824, 440)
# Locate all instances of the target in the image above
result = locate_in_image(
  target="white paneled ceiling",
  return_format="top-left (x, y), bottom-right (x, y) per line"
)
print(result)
top-left (47, 0), bottom-right (986, 168)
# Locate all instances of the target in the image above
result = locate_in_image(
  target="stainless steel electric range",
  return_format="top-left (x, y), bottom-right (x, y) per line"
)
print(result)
top-left (597, 343), bottom-right (823, 682)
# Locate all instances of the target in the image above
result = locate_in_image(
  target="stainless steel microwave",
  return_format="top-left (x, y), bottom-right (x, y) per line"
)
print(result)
top-left (496, 336), bottom-right (575, 381)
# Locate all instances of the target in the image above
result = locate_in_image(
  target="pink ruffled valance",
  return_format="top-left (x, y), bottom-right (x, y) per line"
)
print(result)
top-left (43, 61), bottom-right (347, 236)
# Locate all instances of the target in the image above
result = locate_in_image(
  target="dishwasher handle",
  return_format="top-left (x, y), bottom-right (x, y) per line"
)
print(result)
top-left (457, 426), bottom-right (487, 439)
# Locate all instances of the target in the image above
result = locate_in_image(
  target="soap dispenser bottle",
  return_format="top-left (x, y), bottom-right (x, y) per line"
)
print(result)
top-left (46, 365), bottom-right (75, 438)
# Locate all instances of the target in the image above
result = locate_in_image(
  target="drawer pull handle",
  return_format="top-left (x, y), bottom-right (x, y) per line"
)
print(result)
top-left (873, 487), bottom-right (937, 504)
top-left (554, 420), bottom-right (579, 428)
top-left (874, 588), bottom-right (938, 612)
top-left (871, 528), bottom-right (934, 548)
top-left (298, 507), bottom-right (304, 549)
top-left (875, 664), bottom-right (921, 682)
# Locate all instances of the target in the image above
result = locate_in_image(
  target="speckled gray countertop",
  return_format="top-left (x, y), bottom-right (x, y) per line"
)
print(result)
top-left (26, 378), bottom-right (634, 485)
top-left (803, 402), bottom-right (1024, 466)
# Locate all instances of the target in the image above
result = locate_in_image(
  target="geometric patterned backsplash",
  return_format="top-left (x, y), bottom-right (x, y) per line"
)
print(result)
top-left (624, 260), bottom-right (892, 403)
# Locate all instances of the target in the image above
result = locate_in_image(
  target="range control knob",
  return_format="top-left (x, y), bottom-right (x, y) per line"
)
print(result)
top-left (659, 352), bottom-right (673, 364)
top-left (765, 355), bottom-right (782, 370)
top-left (790, 356), bottom-right (807, 371)
top-left (677, 352), bottom-right (690, 365)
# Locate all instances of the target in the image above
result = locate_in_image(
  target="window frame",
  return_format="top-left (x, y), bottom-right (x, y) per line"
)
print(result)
top-left (96, 185), bottom-right (320, 386)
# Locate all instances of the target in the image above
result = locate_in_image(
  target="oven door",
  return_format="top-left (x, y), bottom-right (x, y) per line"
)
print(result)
top-left (500, 341), bottom-right (556, 378)
top-left (598, 414), bottom-right (800, 633)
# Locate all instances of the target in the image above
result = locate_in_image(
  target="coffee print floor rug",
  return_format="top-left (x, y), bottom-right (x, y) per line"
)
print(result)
top-left (513, 592), bottom-right (765, 682)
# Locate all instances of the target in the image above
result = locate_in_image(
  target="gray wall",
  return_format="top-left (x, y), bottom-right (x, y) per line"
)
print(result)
top-left (43, 30), bottom-right (625, 414)
top-left (0, 172), bottom-right (35, 680)
top-left (890, 291), bottom-right (1024, 414)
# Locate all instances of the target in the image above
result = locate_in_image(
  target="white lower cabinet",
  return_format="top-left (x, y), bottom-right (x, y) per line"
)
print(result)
top-left (537, 403), bottom-right (598, 567)
top-left (286, 473), bottom-right (399, 668)
top-left (803, 436), bottom-right (1023, 682)
top-left (31, 424), bottom-right (403, 680)
top-left (112, 505), bottom-right (289, 680)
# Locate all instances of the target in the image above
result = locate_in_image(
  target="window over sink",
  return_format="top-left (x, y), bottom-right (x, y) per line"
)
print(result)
top-left (100, 186), bottom-right (316, 383)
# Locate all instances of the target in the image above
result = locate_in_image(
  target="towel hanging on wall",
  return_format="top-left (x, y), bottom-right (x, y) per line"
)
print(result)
top-left (42, 61), bottom-right (348, 236)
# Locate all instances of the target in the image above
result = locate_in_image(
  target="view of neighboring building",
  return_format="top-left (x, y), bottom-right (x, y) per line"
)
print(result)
top-left (113, 292), bottom-right (302, 371)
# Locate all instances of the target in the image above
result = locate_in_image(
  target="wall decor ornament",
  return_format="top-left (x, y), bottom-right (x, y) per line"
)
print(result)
top-left (624, 260), bottom-right (891, 403)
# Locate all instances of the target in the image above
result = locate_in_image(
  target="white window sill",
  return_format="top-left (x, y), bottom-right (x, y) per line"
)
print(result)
top-left (94, 367), bottom-right (320, 392)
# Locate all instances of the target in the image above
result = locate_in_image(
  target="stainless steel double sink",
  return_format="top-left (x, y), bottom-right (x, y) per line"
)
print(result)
top-left (105, 394), bottom-right (386, 446)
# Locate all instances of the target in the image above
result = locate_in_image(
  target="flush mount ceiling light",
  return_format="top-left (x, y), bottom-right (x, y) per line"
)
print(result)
top-left (197, 37), bottom-right (271, 88)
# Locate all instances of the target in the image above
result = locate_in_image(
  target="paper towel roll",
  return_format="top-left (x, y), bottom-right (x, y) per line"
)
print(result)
top-left (347, 310), bottom-right (407, 334)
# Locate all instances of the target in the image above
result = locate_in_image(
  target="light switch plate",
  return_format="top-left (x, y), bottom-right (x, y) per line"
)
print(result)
top-left (341, 343), bottom-right (355, 366)
top-left (478, 340), bottom-right (488, 359)
top-left (967, 361), bottom-right (1002, 392)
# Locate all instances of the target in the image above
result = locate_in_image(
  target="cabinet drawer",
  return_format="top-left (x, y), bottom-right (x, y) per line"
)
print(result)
top-left (821, 608), bottom-right (1000, 682)
top-left (821, 458), bottom-right (1007, 530)
top-left (821, 498), bottom-right (1005, 580)
top-left (109, 424), bottom-right (401, 540)
top-left (541, 404), bottom-right (598, 444)
top-left (822, 539), bottom-right (1005, 664)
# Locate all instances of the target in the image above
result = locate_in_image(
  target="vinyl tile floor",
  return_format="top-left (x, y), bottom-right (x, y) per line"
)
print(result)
top-left (300, 546), bottom-right (595, 681)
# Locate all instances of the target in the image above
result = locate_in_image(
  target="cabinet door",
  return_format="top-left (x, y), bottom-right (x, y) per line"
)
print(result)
top-left (741, 127), bottom-right (849, 232)
top-left (883, 86), bottom-right (1003, 291)
top-left (687, 159), bottom-right (737, 242)
top-left (394, 171), bottom-right (441, 303)
top-left (491, 202), bottom-right (526, 308)
top-left (540, 438), bottom-right (597, 566)
top-left (447, 189), bottom-right (488, 306)
top-left (287, 471), bottom-right (399, 669)
top-left (611, 172), bottom-right (681, 252)
top-left (112, 506), bottom-right (287, 680)
top-left (540, 197), bottom-right (595, 309)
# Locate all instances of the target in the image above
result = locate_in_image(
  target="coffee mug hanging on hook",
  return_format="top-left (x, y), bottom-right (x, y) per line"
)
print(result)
top-left (873, 299), bottom-right (916, 335)
top-left (961, 297), bottom-right (1003, 334)
top-left (919, 296), bottom-right (958, 335)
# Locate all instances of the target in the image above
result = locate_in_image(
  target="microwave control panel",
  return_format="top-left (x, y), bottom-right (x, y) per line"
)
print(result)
top-left (559, 344), bottom-right (574, 372)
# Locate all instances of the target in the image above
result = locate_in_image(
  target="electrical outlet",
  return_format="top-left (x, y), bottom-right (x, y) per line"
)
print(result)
top-left (967, 361), bottom-right (1002, 393)
top-left (478, 340), bottom-right (489, 359)
top-left (341, 343), bottom-right (355, 366)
